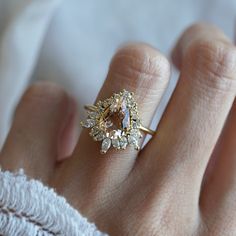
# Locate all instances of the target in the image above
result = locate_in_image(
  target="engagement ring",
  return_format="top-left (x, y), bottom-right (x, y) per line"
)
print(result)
top-left (81, 89), bottom-right (156, 154)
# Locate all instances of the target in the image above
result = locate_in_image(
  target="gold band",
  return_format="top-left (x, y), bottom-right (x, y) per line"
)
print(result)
top-left (84, 104), bottom-right (156, 136)
top-left (139, 125), bottom-right (156, 136)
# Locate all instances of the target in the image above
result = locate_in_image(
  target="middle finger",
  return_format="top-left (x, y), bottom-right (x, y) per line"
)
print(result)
top-left (139, 24), bottom-right (236, 207)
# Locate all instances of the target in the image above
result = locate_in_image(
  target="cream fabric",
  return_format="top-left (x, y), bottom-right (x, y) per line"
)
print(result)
top-left (0, 169), bottom-right (107, 236)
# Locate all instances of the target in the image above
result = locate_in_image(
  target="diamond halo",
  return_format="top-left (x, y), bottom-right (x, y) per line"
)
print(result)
top-left (81, 89), bottom-right (143, 154)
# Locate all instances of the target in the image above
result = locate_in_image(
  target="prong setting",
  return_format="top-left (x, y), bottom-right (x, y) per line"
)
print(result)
top-left (81, 89), bottom-right (143, 154)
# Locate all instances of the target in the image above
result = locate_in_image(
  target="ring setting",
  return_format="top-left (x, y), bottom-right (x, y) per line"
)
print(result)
top-left (80, 89), bottom-right (155, 154)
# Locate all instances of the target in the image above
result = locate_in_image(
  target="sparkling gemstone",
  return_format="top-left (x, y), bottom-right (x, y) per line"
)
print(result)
top-left (114, 94), bottom-right (120, 100)
top-left (122, 111), bottom-right (130, 129)
top-left (98, 106), bottom-right (104, 112)
top-left (112, 138), bottom-right (120, 149)
top-left (96, 101), bottom-right (102, 106)
top-left (90, 126), bottom-right (100, 136)
top-left (110, 98), bottom-right (120, 112)
top-left (110, 104), bottom-right (118, 112)
top-left (81, 119), bottom-right (96, 128)
top-left (132, 119), bottom-right (141, 129)
top-left (81, 90), bottom-right (144, 153)
top-left (128, 135), bottom-right (140, 150)
top-left (110, 104), bottom-right (117, 112)
top-left (130, 129), bottom-right (142, 138)
top-left (121, 100), bottom-right (130, 129)
top-left (109, 129), bottom-right (122, 139)
top-left (131, 112), bottom-right (138, 120)
top-left (132, 122), bottom-right (138, 129)
top-left (88, 111), bottom-right (98, 119)
top-left (128, 135), bottom-right (138, 146)
top-left (101, 138), bottom-right (111, 154)
top-left (122, 90), bottom-right (130, 98)
top-left (94, 131), bottom-right (106, 141)
top-left (128, 100), bottom-right (136, 109)
top-left (119, 136), bottom-right (128, 149)
top-left (102, 100), bottom-right (109, 108)
top-left (105, 120), bottom-right (113, 128)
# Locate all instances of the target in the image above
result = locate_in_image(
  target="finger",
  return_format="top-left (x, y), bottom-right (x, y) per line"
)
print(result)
top-left (171, 23), bottom-right (230, 70)
top-left (0, 82), bottom-right (77, 182)
top-left (199, 99), bottom-right (236, 232)
top-left (139, 23), bottom-right (236, 208)
top-left (198, 29), bottom-right (236, 231)
top-left (54, 43), bottom-right (170, 203)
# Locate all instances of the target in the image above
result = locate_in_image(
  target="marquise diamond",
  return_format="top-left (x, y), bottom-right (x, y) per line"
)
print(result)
top-left (112, 138), bottom-right (120, 149)
top-left (101, 138), bottom-right (112, 154)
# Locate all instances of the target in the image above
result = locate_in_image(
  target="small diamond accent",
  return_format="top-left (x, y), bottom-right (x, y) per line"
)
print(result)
top-left (110, 98), bottom-right (119, 112)
top-left (119, 136), bottom-right (128, 149)
top-left (88, 111), bottom-right (98, 119)
top-left (101, 138), bottom-right (112, 154)
top-left (81, 119), bottom-right (96, 128)
top-left (132, 119), bottom-right (141, 129)
top-left (94, 131), bottom-right (106, 141)
top-left (109, 129), bottom-right (122, 139)
top-left (112, 138), bottom-right (120, 149)
top-left (128, 135), bottom-right (137, 145)
top-left (130, 129), bottom-right (142, 138)
top-left (89, 126), bottom-right (100, 136)
top-left (131, 112), bottom-right (138, 120)
top-left (105, 120), bottom-right (113, 128)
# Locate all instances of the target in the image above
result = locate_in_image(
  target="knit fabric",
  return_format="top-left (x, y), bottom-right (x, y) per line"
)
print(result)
top-left (0, 169), bottom-right (108, 236)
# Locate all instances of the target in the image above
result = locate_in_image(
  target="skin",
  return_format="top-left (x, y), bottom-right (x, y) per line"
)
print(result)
top-left (1, 23), bottom-right (236, 235)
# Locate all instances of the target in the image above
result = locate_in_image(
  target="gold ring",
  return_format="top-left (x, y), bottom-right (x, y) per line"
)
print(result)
top-left (80, 89), bottom-right (156, 154)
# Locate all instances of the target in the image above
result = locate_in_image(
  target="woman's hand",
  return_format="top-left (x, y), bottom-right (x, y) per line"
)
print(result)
top-left (1, 23), bottom-right (236, 235)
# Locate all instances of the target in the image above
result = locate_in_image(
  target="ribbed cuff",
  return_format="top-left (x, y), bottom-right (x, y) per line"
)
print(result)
top-left (0, 169), bottom-right (108, 236)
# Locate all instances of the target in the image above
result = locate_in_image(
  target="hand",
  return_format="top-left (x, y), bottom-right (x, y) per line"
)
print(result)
top-left (1, 23), bottom-right (236, 235)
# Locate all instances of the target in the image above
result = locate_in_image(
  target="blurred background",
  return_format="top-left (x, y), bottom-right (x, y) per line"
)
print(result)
top-left (0, 0), bottom-right (235, 148)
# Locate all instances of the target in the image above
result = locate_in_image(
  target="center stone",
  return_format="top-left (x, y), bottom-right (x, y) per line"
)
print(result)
top-left (121, 99), bottom-right (130, 129)
top-left (104, 99), bottom-right (130, 135)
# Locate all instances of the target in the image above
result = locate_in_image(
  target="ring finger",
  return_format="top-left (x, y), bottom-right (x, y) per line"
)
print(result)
top-left (53, 43), bottom-right (171, 204)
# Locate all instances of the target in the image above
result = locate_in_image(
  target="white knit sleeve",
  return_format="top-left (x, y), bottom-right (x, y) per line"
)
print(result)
top-left (0, 169), bottom-right (108, 236)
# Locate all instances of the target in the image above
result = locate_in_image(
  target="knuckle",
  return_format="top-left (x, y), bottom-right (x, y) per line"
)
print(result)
top-left (110, 43), bottom-right (170, 89)
top-left (185, 39), bottom-right (236, 90)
